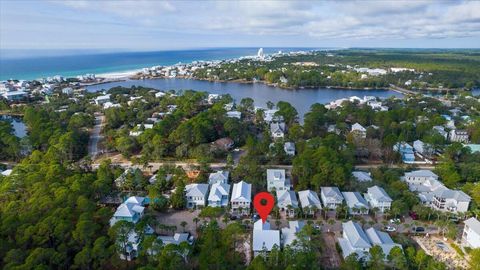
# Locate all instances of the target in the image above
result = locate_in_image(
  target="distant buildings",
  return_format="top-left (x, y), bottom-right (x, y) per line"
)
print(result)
top-left (351, 123), bottom-right (367, 138)
top-left (449, 130), bottom-right (469, 143)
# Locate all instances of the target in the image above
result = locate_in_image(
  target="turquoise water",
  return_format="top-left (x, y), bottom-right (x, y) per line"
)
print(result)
top-left (0, 48), bottom-right (316, 81)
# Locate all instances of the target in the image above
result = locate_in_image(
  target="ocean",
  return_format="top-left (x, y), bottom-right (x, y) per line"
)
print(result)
top-left (0, 47), bottom-right (319, 81)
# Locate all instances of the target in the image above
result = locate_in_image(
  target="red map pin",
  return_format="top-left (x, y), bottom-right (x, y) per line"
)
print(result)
top-left (253, 192), bottom-right (275, 223)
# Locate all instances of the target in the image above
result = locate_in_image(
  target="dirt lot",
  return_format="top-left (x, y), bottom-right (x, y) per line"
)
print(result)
top-left (321, 232), bottom-right (342, 269)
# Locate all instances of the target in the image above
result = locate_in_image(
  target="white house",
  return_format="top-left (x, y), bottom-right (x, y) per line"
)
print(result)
top-left (277, 190), bottom-right (299, 217)
top-left (281, 220), bottom-right (305, 247)
top-left (364, 186), bottom-right (392, 213)
top-left (449, 130), bottom-right (469, 143)
top-left (321, 187), bottom-right (344, 210)
top-left (342, 192), bottom-right (370, 215)
top-left (433, 126), bottom-right (448, 139)
top-left (208, 170), bottom-right (229, 185)
top-left (298, 190), bottom-right (322, 215)
top-left (338, 221), bottom-right (372, 260)
top-left (185, 183), bottom-right (209, 209)
top-left (226, 111), bottom-right (242, 119)
top-left (110, 196), bottom-right (146, 226)
top-left (157, 233), bottom-right (192, 246)
top-left (352, 171), bottom-right (372, 182)
top-left (263, 109), bottom-right (282, 123)
top-left (404, 170), bottom-right (438, 186)
top-left (462, 217), bottom-right (480, 249)
top-left (270, 122), bottom-right (286, 139)
top-left (267, 169), bottom-right (291, 192)
top-left (155, 91), bottom-right (166, 98)
top-left (351, 123), bottom-right (367, 138)
top-left (413, 140), bottom-right (434, 158)
top-left (365, 227), bottom-right (402, 257)
top-left (431, 188), bottom-right (471, 213)
top-left (284, 142), bottom-right (295, 156)
top-left (230, 181), bottom-right (252, 215)
top-left (208, 183), bottom-right (230, 207)
top-left (94, 94), bottom-right (111, 105)
top-left (252, 220), bottom-right (280, 257)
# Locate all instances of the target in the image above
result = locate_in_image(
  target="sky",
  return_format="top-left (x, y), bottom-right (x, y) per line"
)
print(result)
top-left (1, 0), bottom-right (479, 52)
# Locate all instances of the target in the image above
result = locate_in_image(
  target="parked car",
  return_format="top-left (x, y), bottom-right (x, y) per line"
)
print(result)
top-left (412, 226), bottom-right (425, 233)
top-left (409, 211), bottom-right (418, 220)
top-left (229, 215), bottom-right (238, 221)
top-left (384, 226), bottom-right (396, 232)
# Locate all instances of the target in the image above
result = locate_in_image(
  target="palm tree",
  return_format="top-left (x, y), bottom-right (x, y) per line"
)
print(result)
top-left (180, 221), bottom-right (188, 232)
top-left (193, 217), bottom-right (200, 230)
top-left (372, 207), bottom-right (380, 219)
top-left (360, 206), bottom-right (368, 216)
top-left (222, 214), bottom-right (229, 225)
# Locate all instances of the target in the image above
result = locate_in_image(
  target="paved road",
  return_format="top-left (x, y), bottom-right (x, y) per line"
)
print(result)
top-left (88, 114), bottom-right (105, 159)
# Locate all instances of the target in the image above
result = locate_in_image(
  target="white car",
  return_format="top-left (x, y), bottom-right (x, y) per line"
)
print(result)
top-left (384, 226), bottom-right (396, 232)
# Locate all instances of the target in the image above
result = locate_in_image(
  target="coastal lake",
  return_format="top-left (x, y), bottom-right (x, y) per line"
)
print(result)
top-left (0, 115), bottom-right (27, 138)
top-left (87, 78), bottom-right (403, 119)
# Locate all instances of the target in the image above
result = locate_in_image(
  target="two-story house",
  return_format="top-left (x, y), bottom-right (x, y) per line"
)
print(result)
top-left (208, 183), bottom-right (230, 207)
top-left (342, 192), bottom-right (370, 215)
top-left (185, 183), bottom-right (209, 209)
top-left (298, 190), bottom-right (322, 215)
top-left (462, 217), bottom-right (480, 249)
top-left (230, 180), bottom-right (252, 215)
top-left (267, 169), bottom-right (291, 192)
top-left (321, 187), bottom-right (344, 210)
top-left (364, 186), bottom-right (392, 213)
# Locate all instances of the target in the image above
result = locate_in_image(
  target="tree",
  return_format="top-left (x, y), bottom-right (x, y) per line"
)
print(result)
top-left (388, 246), bottom-right (408, 270)
top-left (368, 245), bottom-right (386, 270)
top-left (171, 181), bottom-right (186, 209)
top-left (341, 253), bottom-right (362, 270)
top-left (108, 220), bottom-right (135, 260)
top-left (180, 221), bottom-right (188, 232)
top-left (470, 248), bottom-right (480, 270)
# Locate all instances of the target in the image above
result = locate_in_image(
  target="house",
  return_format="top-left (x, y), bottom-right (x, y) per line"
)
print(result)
top-left (267, 169), bottom-right (291, 192)
top-left (226, 111), bottom-right (242, 119)
top-left (270, 122), bottom-right (286, 139)
top-left (94, 94), bottom-right (111, 105)
top-left (449, 130), bottom-right (469, 143)
top-left (404, 170), bottom-right (439, 186)
top-left (321, 187), bottom-right (344, 210)
top-left (351, 123), bottom-right (367, 138)
top-left (298, 190), bottom-right (322, 215)
top-left (155, 91), bottom-right (166, 98)
top-left (208, 183), bottom-right (230, 207)
top-left (230, 181), bottom-right (252, 215)
top-left (365, 228), bottom-right (402, 257)
top-left (393, 142), bottom-right (415, 163)
top-left (433, 126), bottom-right (448, 139)
top-left (284, 142), bottom-right (295, 156)
top-left (252, 220), bottom-right (280, 257)
top-left (62, 87), bottom-right (73, 95)
top-left (110, 196), bottom-right (146, 226)
top-left (263, 109), bottom-right (282, 123)
top-left (352, 171), bottom-right (372, 182)
top-left (208, 170), bottom-right (229, 185)
top-left (115, 168), bottom-right (142, 189)
top-left (277, 190), bottom-right (299, 217)
top-left (342, 192), bottom-right (370, 215)
top-left (338, 221), bottom-right (372, 260)
top-left (462, 217), bottom-right (480, 249)
top-left (364, 186), bottom-right (392, 213)
top-left (413, 140), bottom-right (434, 158)
top-left (281, 221), bottom-right (305, 247)
top-left (2, 90), bottom-right (27, 101)
top-left (185, 183), bottom-right (209, 209)
top-left (431, 188), bottom-right (470, 213)
top-left (157, 233), bottom-right (193, 246)
top-left (403, 170), bottom-right (470, 213)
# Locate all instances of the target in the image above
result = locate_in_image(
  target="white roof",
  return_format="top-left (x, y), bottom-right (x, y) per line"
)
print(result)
top-left (230, 181), bottom-right (252, 203)
top-left (365, 227), bottom-right (402, 256)
top-left (277, 190), bottom-right (299, 208)
top-left (465, 217), bottom-right (480, 235)
top-left (321, 187), bottom-right (343, 201)
top-left (185, 183), bottom-right (209, 197)
top-left (343, 221), bottom-right (371, 249)
top-left (281, 220), bottom-right (305, 246)
top-left (1, 169), bottom-right (12, 176)
top-left (208, 183), bottom-right (230, 202)
top-left (157, 233), bottom-right (190, 245)
top-left (114, 202), bottom-right (144, 218)
top-left (351, 123), bottom-right (366, 132)
top-left (352, 171), bottom-right (372, 182)
top-left (267, 169), bottom-right (286, 182)
top-left (367, 186), bottom-right (392, 203)
top-left (298, 190), bottom-right (322, 209)
top-left (434, 189), bottom-right (471, 202)
top-left (125, 196), bottom-right (145, 205)
top-left (208, 170), bottom-right (229, 184)
top-left (405, 170), bottom-right (438, 179)
top-left (252, 220), bottom-right (280, 252)
top-left (342, 192), bottom-right (369, 210)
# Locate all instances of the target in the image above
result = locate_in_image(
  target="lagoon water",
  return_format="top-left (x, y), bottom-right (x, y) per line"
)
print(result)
top-left (87, 78), bottom-right (403, 119)
top-left (0, 116), bottom-right (27, 138)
